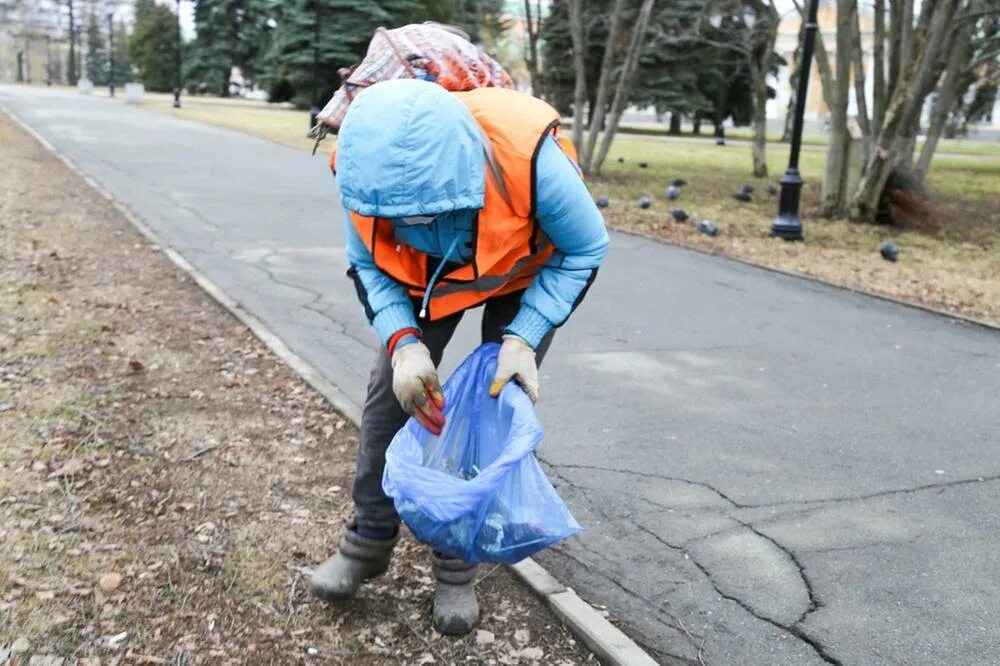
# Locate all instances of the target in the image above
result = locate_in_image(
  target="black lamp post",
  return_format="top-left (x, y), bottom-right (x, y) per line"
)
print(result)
top-left (173, 0), bottom-right (182, 108)
top-left (309, 0), bottom-right (321, 129)
top-left (107, 12), bottom-right (114, 97)
top-left (770, 0), bottom-right (819, 241)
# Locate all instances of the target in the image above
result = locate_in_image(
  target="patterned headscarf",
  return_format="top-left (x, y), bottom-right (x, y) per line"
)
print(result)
top-left (315, 22), bottom-right (514, 132)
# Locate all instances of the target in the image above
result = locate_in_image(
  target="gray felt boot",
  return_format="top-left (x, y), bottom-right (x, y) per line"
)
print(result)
top-left (432, 554), bottom-right (480, 635)
top-left (310, 527), bottom-right (399, 601)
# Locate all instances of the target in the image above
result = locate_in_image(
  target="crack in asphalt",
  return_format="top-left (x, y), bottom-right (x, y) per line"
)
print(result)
top-left (546, 460), bottom-right (842, 664)
top-left (549, 462), bottom-right (746, 508)
top-left (236, 249), bottom-right (376, 352)
top-left (628, 519), bottom-right (842, 666)
top-left (749, 472), bottom-right (1000, 509)
top-left (550, 461), bottom-right (1000, 511)
top-left (731, 519), bottom-right (821, 626)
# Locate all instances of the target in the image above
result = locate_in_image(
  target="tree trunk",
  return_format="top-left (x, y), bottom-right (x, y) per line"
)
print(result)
top-left (752, 75), bottom-right (767, 178)
top-left (591, 0), bottom-right (656, 174)
top-left (782, 12), bottom-right (808, 142)
top-left (915, 30), bottom-right (971, 179)
top-left (693, 116), bottom-right (702, 135)
top-left (873, 0), bottom-right (887, 137)
top-left (68, 0), bottom-right (78, 86)
top-left (891, 0), bottom-right (963, 172)
top-left (895, 0), bottom-right (916, 99)
top-left (523, 0), bottom-right (540, 96)
top-left (850, 0), bottom-right (963, 222)
top-left (568, 0), bottom-right (588, 156)
top-left (582, 0), bottom-right (627, 171)
top-left (849, 0), bottom-right (872, 165)
top-left (888, 0), bottom-right (902, 96)
top-left (669, 112), bottom-right (681, 134)
top-left (819, 0), bottom-right (853, 217)
top-left (748, 1), bottom-right (779, 178)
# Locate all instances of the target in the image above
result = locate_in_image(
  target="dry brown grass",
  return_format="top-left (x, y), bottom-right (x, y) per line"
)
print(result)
top-left (594, 137), bottom-right (999, 326)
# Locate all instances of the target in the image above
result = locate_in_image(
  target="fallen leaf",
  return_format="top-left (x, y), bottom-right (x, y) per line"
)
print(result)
top-left (475, 629), bottom-right (495, 645)
top-left (35, 590), bottom-right (56, 601)
top-left (260, 626), bottom-right (283, 640)
top-left (8, 574), bottom-right (35, 589)
top-left (49, 458), bottom-right (85, 478)
top-left (99, 573), bottom-right (123, 592)
top-left (128, 359), bottom-right (145, 372)
top-left (516, 647), bottom-right (544, 660)
top-left (513, 629), bottom-right (530, 646)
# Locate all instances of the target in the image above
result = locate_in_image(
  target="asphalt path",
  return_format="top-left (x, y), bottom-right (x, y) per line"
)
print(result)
top-left (4, 85), bottom-right (999, 665)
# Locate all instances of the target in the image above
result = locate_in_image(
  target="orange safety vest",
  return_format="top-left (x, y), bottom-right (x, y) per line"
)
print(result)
top-left (330, 88), bottom-right (580, 321)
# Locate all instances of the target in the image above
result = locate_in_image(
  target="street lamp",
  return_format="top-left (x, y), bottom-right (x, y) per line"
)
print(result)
top-left (310, 0), bottom-right (321, 129)
top-left (770, 0), bottom-right (820, 241)
top-left (107, 12), bottom-right (114, 97)
top-left (174, 0), bottom-right (182, 108)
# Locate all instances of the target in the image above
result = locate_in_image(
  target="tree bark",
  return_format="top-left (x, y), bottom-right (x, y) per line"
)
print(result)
top-left (914, 14), bottom-right (974, 180)
top-left (888, 0), bottom-right (902, 96)
top-left (897, 0), bottom-right (916, 96)
top-left (873, 0), bottom-right (887, 137)
top-left (582, 0), bottom-right (627, 171)
top-left (819, 0), bottom-right (853, 216)
top-left (750, 70), bottom-right (769, 177)
top-left (568, 0), bottom-right (588, 156)
top-left (693, 116), bottom-right (702, 135)
top-left (592, 0), bottom-right (656, 174)
top-left (849, 0), bottom-right (871, 166)
top-left (747, 0), bottom-right (780, 178)
top-left (669, 112), bottom-right (681, 134)
top-left (781, 14), bottom-right (808, 142)
top-left (523, 0), bottom-right (540, 96)
top-left (849, 0), bottom-right (963, 221)
top-left (891, 0), bottom-right (962, 172)
top-left (67, 0), bottom-right (78, 86)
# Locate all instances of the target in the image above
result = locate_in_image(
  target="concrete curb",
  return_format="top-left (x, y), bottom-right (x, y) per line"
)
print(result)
top-left (2, 105), bottom-right (660, 666)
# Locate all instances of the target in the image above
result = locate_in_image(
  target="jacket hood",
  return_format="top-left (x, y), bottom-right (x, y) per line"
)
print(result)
top-left (336, 80), bottom-right (486, 218)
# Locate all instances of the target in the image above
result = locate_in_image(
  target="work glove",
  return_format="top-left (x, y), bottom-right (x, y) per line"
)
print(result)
top-left (489, 335), bottom-right (539, 403)
top-left (391, 342), bottom-right (446, 435)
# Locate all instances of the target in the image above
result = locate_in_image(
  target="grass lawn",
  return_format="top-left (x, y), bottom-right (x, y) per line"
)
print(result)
top-left (133, 95), bottom-right (1000, 326)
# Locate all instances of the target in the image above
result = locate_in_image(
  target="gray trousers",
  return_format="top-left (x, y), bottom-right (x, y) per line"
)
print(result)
top-left (352, 290), bottom-right (555, 534)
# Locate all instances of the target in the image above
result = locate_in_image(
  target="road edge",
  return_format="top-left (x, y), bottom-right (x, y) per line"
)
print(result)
top-left (2, 105), bottom-right (660, 666)
top-left (614, 226), bottom-right (999, 332)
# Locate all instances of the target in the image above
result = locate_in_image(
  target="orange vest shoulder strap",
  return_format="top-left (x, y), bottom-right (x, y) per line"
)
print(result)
top-left (453, 89), bottom-right (570, 216)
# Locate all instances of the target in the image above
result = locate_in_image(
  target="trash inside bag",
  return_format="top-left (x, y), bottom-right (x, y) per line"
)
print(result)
top-left (383, 343), bottom-right (582, 564)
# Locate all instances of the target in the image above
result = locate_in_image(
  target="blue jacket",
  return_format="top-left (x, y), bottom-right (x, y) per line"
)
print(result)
top-left (337, 80), bottom-right (609, 350)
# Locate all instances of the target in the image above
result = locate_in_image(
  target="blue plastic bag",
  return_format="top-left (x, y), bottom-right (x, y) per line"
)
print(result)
top-left (382, 343), bottom-right (582, 564)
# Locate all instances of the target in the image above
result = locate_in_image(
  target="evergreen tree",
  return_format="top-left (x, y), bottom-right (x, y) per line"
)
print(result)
top-left (85, 10), bottom-right (108, 85)
top-left (112, 18), bottom-right (134, 85)
top-left (631, 0), bottom-right (713, 124)
top-left (129, 0), bottom-right (179, 91)
top-left (539, 0), bottom-right (615, 116)
top-left (186, 0), bottom-right (273, 96)
top-left (263, 0), bottom-right (417, 108)
top-left (541, 0), bottom-right (763, 133)
top-left (402, 0), bottom-right (507, 44)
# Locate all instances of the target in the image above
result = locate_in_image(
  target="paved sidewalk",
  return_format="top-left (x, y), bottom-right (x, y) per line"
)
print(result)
top-left (4, 85), bottom-right (999, 665)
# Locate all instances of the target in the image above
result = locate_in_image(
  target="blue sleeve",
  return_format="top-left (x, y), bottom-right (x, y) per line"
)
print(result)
top-left (505, 136), bottom-right (609, 348)
top-left (344, 211), bottom-right (420, 347)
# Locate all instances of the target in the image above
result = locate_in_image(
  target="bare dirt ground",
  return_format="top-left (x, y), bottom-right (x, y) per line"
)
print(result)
top-left (0, 114), bottom-right (595, 665)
